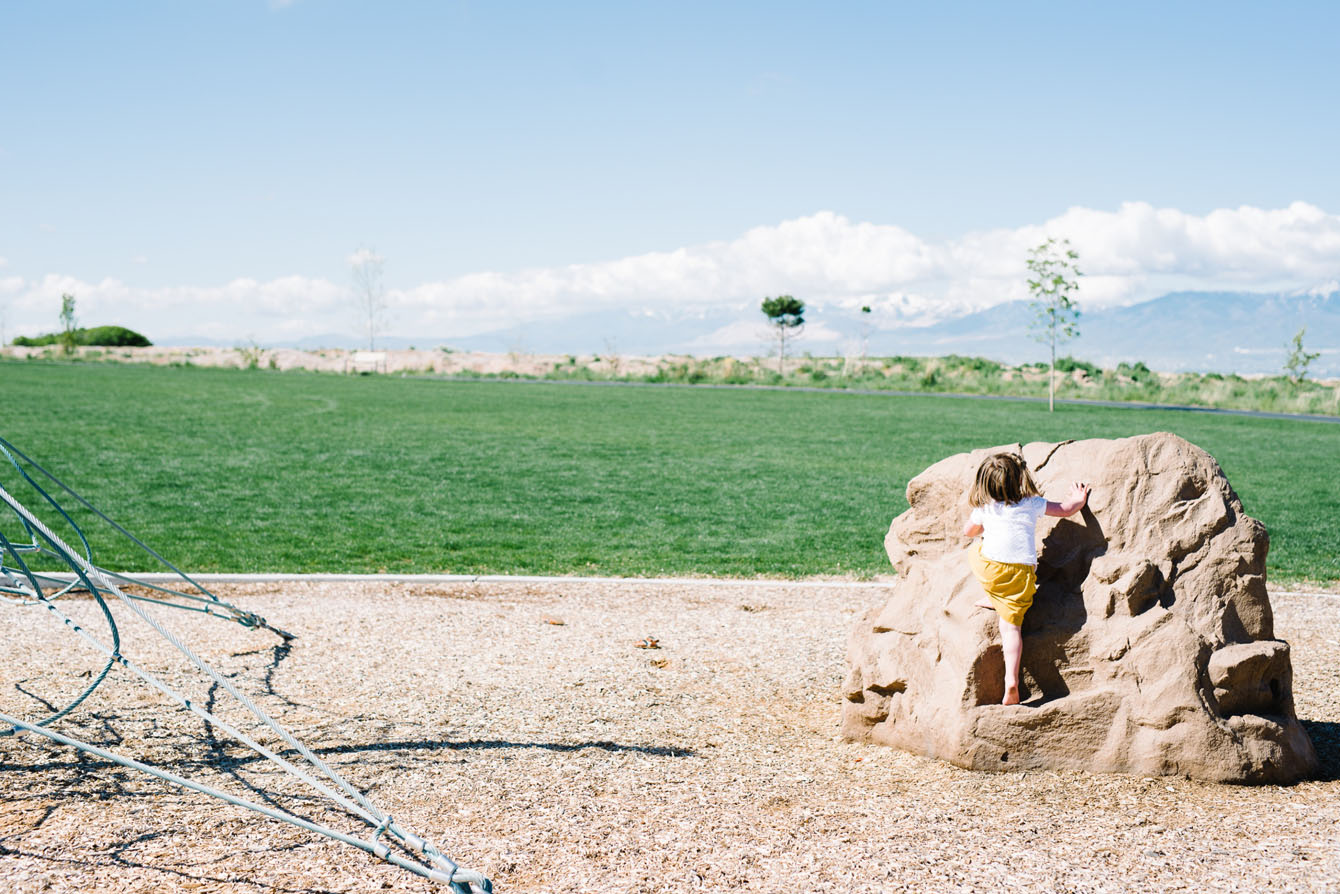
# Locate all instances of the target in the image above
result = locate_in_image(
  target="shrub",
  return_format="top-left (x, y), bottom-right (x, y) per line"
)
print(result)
top-left (1116, 361), bottom-right (1155, 383)
top-left (1055, 356), bottom-right (1100, 377)
top-left (12, 325), bottom-right (151, 347)
top-left (892, 355), bottom-right (924, 373)
top-left (943, 354), bottom-right (1003, 375)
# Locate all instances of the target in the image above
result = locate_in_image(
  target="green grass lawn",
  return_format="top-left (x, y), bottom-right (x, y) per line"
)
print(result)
top-left (1, 361), bottom-right (1335, 583)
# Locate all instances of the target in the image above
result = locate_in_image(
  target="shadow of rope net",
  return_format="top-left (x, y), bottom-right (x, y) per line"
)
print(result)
top-left (0, 435), bottom-right (492, 892)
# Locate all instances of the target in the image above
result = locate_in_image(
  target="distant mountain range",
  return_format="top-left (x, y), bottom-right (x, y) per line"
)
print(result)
top-left (870, 290), bottom-right (1340, 377)
top-left (160, 289), bottom-right (1340, 377)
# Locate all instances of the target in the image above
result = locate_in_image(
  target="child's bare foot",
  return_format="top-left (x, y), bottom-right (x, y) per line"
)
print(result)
top-left (973, 599), bottom-right (993, 610)
top-left (1002, 686), bottom-right (1020, 706)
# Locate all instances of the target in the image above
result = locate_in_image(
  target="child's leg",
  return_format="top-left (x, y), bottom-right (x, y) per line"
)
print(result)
top-left (998, 618), bottom-right (1023, 705)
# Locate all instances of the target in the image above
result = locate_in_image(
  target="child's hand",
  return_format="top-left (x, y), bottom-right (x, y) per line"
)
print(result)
top-left (1045, 483), bottom-right (1092, 518)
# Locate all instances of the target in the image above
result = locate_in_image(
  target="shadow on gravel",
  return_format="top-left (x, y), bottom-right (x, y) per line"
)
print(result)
top-left (2, 736), bottom-right (696, 778)
top-left (0, 837), bottom-right (341, 894)
top-left (3, 733), bottom-right (686, 890)
top-left (1302, 719), bottom-right (1340, 780)
top-left (320, 737), bottom-right (697, 758)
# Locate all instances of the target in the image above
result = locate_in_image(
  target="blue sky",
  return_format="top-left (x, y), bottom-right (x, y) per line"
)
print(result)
top-left (2, 1), bottom-right (1338, 347)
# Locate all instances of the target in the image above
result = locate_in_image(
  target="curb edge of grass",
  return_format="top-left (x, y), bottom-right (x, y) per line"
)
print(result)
top-left (63, 571), bottom-right (1337, 598)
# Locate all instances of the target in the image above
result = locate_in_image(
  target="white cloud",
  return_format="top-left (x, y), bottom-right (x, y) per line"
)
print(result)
top-left (687, 320), bottom-right (773, 352)
top-left (4, 202), bottom-right (1338, 347)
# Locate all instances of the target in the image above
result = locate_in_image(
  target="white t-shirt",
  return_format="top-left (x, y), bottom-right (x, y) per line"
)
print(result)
top-left (970, 496), bottom-right (1048, 565)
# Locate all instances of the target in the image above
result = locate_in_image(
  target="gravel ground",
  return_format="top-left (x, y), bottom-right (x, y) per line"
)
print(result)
top-left (1, 580), bottom-right (1337, 893)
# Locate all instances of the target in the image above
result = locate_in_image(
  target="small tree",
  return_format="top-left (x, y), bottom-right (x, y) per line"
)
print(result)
top-left (1026, 238), bottom-right (1082, 411)
top-left (761, 295), bottom-right (804, 374)
top-left (349, 247), bottom-right (388, 351)
top-left (58, 293), bottom-right (78, 355)
top-left (1285, 326), bottom-right (1320, 384)
top-left (859, 304), bottom-right (872, 363)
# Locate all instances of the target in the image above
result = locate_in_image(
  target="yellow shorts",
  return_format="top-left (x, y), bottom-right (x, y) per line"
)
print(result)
top-left (968, 545), bottom-right (1037, 627)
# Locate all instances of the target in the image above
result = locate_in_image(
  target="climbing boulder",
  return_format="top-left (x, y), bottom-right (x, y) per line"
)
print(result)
top-left (842, 432), bottom-right (1317, 783)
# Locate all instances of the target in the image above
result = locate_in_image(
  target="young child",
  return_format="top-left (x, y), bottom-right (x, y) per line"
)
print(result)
top-left (961, 452), bottom-right (1090, 706)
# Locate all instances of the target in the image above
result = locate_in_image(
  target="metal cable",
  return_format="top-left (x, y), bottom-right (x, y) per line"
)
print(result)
top-left (0, 474), bottom-right (490, 891)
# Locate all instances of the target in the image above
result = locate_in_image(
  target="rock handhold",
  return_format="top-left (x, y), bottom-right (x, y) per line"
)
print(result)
top-left (842, 432), bottom-right (1318, 783)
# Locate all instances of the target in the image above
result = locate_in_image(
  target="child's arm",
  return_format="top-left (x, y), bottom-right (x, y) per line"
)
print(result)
top-left (962, 520), bottom-right (984, 538)
top-left (1045, 482), bottom-right (1091, 518)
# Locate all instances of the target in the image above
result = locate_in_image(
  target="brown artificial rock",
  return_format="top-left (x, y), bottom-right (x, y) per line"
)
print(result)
top-left (842, 432), bottom-right (1318, 783)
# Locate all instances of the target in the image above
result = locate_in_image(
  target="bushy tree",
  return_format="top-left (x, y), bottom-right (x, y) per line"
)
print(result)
top-left (761, 295), bottom-right (804, 373)
top-left (1026, 238), bottom-right (1082, 411)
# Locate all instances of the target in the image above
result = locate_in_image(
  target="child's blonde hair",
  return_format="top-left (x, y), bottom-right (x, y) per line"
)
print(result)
top-left (969, 452), bottom-right (1042, 507)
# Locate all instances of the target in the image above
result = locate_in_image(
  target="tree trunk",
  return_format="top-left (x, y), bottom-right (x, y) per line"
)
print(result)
top-left (1049, 327), bottom-right (1056, 412)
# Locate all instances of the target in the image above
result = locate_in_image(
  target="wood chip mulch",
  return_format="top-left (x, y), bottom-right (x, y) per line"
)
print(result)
top-left (2, 581), bottom-right (1337, 893)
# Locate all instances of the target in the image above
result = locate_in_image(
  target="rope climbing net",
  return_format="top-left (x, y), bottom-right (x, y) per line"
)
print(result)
top-left (0, 436), bottom-right (492, 893)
